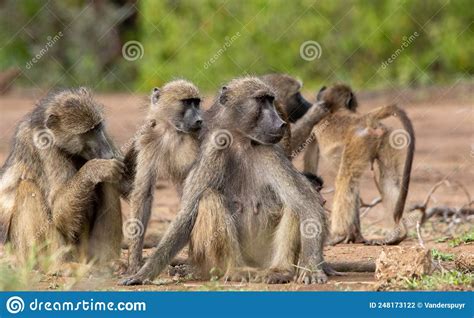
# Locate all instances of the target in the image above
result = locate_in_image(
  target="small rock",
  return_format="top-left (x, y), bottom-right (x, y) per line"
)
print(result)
top-left (375, 246), bottom-right (432, 283)
top-left (455, 252), bottom-right (474, 272)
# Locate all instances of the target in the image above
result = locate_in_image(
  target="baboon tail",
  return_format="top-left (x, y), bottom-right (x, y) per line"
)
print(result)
top-left (391, 106), bottom-right (415, 223)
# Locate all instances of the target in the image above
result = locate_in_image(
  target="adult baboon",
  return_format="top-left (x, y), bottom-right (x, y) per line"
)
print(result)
top-left (260, 73), bottom-right (328, 155)
top-left (120, 77), bottom-right (329, 286)
top-left (123, 80), bottom-right (202, 273)
top-left (303, 84), bottom-right (415, 245)
top-left (0, 88), bottom-right (123, 264)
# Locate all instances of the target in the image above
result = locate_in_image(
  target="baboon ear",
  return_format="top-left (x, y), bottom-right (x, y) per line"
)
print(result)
top-left (45, 114), bottom-right (59, 129)
top-left (151, 87), bottom-right (160, 105)
top-left (346, 92), bottom-right (357, 111)
top-left (316, 86), bottom-right (327, 101)
top-left (219, 86), bottom-right (229, 105)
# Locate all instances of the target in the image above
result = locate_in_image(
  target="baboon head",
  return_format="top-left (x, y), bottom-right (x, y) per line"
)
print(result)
top-left (260, 73), bottom-right (312, 123)
top-left (215, 77), bottom-right (287, 145)
top-left (150, 80), bottom-right (202, 133)
top-left (316, 84), bottom-right (358, 112)
top-left (39, 87), bottom-right (114, 160)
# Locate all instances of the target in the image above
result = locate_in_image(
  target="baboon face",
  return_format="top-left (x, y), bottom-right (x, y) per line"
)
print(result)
top-left (151, 81), bottom-right (203, 133)
top-left (179, 97), bottom-right (202, 132)
top-left (284, 91), bottom-right (312, 122)
top-left (261, 74), bottom-right (312, 123)
top-left (316, 84), bottom-right (358, 112)
top-left (220, 78), bottom-right (287, 145)
top-left (44, 90), bottom-right (114, 160)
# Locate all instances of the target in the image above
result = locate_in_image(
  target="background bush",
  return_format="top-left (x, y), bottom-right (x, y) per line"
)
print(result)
top-left (1, 0), bottom-right (472, 91)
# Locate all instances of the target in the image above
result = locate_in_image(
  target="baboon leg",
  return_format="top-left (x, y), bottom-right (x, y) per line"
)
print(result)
top-left (88, 183), bottom-right (123, 264)
top-left (190, 190), bottom-right (249, 281)
top-left (329, 138), bottom-right (374, 245)
top-left (367, 144), bottom-right (406, 245)
top-left (262, 209), bottom-right (299, 284)
top-left (303, 139), bottom-right (320, 174)
top-left (8, 180), bottom-right (54, 263)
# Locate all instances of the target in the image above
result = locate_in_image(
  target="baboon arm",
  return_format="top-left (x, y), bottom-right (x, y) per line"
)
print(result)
top-left (289, 104), bottom-right (328, 154)
top-left (49, 164), bottom-right (97, 241)
top-left (271, 152), bottom-right (326, 269)
top-left (119, 143), bottom-right (138, 199)
top-left (127, 147), bottom-right (158, 270)
top-left (126, 144), bottom-right (224, 284)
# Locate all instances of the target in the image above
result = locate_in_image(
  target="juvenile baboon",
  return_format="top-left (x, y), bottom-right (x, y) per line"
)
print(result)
top-left (260, 73), bottom-right (329, 155)
top-left (124, 80), bottom-right (202, 273)
top-left (303, 84), bottom-right (415, 245)
top-left (120, 77), bottom-right (330, 285)
top-left (0, 88), bottom-right (124, 264)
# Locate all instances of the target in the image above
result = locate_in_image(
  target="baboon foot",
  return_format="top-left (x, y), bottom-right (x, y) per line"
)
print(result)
top-left (258, 268), bottom-right (294, 284)
top-left (119, 273), bottom-right (152, 286)
top-left (365, 232), bottom-right (407, 246)
top-left (328, 231), bottom-right (366, 245)
top-left (298, 269), bottom-right (328, 284)
top-left (224, 267), bottom-right (258, 283)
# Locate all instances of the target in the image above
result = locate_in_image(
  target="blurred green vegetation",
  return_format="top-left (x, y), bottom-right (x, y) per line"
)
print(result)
top-left (0, 0), bottom-right (472, 91)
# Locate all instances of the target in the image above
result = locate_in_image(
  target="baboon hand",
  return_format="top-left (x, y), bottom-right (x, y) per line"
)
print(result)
top-left (119, 273), bottom-right (152, 286)
top-left (86, 159), bottom-right (125, 184)
top-left (298, 269), bottom-right (328, 284)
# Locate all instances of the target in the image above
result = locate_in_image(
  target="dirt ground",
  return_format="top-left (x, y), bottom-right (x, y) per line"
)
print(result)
top-left (0, 82), bottom-right (472, 291)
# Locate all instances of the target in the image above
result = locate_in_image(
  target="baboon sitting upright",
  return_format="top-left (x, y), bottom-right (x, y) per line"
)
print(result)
top-left (121, 77), bottom-right (329, 286)
top-left (123, 80), bottom-right (202, 273)
top-left (0, 88), bottom-right (124, 264)
top-left (304, 84), bottom-right (415, 245)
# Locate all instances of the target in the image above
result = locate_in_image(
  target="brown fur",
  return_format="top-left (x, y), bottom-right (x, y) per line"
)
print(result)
top-left (124, 80), bottom-right (202, 273)
top-left (303, 84), bottom-right (415, 245)
top-left (260, 74), bottom-right (329, 156)
top-left (120, 77), bottom-right (330, 286)
top-left (0, 88), bottom-right (123, 264)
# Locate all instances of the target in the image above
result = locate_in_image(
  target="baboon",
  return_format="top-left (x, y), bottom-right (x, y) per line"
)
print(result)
top-left (303, 84), bottom-right (415, 245)
top-left (0, 88), bottom-right (124, 264)
top-left (260, 73), bottom-right (329, 155)
top-left (123, 80), bottom-right (202, 273)
top-left (120, 77), bottom-right (330, 286)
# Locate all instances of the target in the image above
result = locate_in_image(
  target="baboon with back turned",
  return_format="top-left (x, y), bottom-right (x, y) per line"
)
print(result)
top-left (122, 80), bottom-right (202, 273)
top-left (0, 88), bottom-right (124, 264)
top-left (120, 77), bottom-right (330, 286)
top-left (303, 84), bottom-right (415, 245)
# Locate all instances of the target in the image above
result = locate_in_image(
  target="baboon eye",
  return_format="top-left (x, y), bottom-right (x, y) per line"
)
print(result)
top-left (256, 95), bottom-right (274, 104)
top-left (91, 122), bottom-right (103, 132)
top-left (182, 98), bottom-right (200, 108)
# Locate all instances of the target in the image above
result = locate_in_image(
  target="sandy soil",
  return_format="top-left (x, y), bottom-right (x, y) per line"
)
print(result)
top-left (0, 83), bottom-right (472, 291)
